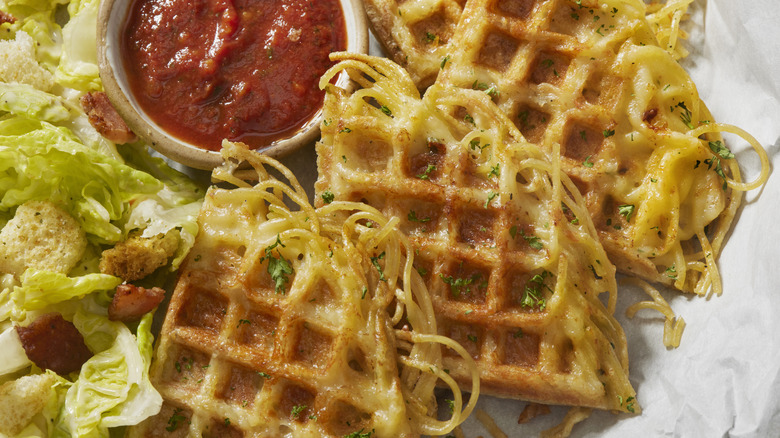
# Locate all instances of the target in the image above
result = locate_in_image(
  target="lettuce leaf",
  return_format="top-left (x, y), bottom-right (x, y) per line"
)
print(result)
top-left (54, 309), bottom-right (161, 438)
top-left (1, 0), bottom-right (66, 71)
top-left (0, 83), bottom-right (71, 122)
top-left (0, 272), bottom-right (162, 438)
top-left (0, 325), bottom-right (31, 375)
top-left (0, 118), bottom-right (163, 243)
top-left (56, 0), bottom-right (100, 91)
top-left (0, 270), bottom-right (121, 321)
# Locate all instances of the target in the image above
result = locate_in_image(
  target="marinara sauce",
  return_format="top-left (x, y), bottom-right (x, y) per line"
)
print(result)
top-left (122, 0), bottom-right (346, 151)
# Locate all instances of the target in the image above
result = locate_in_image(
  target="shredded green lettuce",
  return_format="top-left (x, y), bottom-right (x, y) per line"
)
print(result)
top-left (0, 271), bottom-right (121, 321)
top-left (55, 309), bottom-right (161, 437)
top-left (0, 272), bottom-right (161, 438)
top-left (0, 83), bottom-right (71, 122)
top-left (56, 0), bottom-right (101, 91)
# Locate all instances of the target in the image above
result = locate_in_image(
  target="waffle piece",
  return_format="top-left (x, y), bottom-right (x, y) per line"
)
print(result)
top-left (432, 0), bottom-right (758, 295)
top-left (363, 0), bottom-right (464, 89)
top-left (362, 0), bottom-right (692, 90)
top-left (316, 53), bottom-right (636, 412)
top-left (128, 143), bottom-right (477, 437)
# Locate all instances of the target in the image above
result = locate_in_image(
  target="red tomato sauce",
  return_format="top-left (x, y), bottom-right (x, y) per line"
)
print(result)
top-left (122, 0), bottom-right (346, 151)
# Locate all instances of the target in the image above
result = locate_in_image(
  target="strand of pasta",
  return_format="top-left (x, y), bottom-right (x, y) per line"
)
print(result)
top-left (320, 57), bottom-right (484, 433)
top-left (333, 205), bottom-right (457, 419)
top-left (688, 123), bottom-right (770, 192)
top-left (645, 0), bottom-right (693, 59)
top-left (397, 332), bottom-right (481, 435)
top-left (540, 407), bottom-right (593, 438)
top-left (624, 277), bottom-right (686, 348)
top-left (474, 408), bottom-right (508, 438)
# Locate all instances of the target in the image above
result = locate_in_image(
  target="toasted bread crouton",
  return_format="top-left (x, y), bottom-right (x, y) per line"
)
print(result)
top-left (99, 229), bottom-right (180, 281)
top-left (0, 31), bottom-right (55, 91)
top-left (0, 373), bottom-right (56, 436)
top-left (0, 200), bottom-right (87, 277)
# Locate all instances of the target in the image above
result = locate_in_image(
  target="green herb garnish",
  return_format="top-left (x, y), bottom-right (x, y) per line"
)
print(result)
top-left (618, 204), bottom-right (635, 222)
top-left (417, 164), bottom-right (436, 180)
top-left (260, 234), bottom-right (294, 293)
top-left (408, 210), bottom-right (431, 222)
top-left (166, 408), bottom-right (187, 432)
top-left (371, 252), bottom-right (386, 281)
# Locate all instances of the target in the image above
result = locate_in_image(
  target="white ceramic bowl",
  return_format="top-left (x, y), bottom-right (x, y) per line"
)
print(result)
top-left (97, 0), bottom-right (368, 170)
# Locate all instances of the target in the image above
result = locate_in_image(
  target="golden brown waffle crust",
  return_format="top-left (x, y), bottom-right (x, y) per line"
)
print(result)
top-left (315, 52), bottom-right (637, 413)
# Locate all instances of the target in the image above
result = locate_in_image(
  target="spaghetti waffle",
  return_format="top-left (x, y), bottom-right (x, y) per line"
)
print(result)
top-left (128, 143), bottom-right (478, 437)
top-left (315, 53), bottom-right (636, 412)
top-left (433, 0), bottom-right (768, 295)
top-left (362, 0), bottom-right (464, 89)
top-left (362, 0), bottom-right (692, 90)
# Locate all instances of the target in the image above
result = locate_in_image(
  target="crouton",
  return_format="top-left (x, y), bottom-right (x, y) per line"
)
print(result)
top-left (0, 373), bottom-right (56, 436)
top-left (99, 229), bottom-right (180, 281)
top-left (0, 31), bottom-right (55, 91)
top-left (0, 200), bottom-right (87, 277)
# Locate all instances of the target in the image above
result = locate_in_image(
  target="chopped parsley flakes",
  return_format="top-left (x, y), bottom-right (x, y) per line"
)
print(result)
top-left (439, 273), bottom-right (482, 297)
top-left (344, 429), bottom-right (374, 438)
top-left (618, 204), bottom-right (635, 222)
top-left (321, 190), bottom-right (335, 204)
top-left (417, 164), bottom-right (436, 180)
top-left (260, 234), bottom-right (294, 294)
top-left (166, 408), bottom-right (187, 432)
top-left (371, 251), bottom-right (387, 281)
top-left (583, 155), bottom-right (594, 168)
top-left (521, 271), bottom-right (552, 310)
top-left (484, 191), bottom-right (498, 207)
top-left (675, 101), bottom-right (694, 129)
top-left (290, 405), bottom-right (307, 419)
top-left (408, 210), bottom-right (431, 222)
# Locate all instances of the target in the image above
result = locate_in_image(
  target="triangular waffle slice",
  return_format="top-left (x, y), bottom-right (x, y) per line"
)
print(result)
top-left (128, 143), bottom-right (477, 437)
top-left (363, 0), bottom-right (465, 89)
top-left (434, 0), bottom-right (755, 295)
top-left (361, 0), bottom-right (691, 90)
top-left (315, 53), bottom-right (636, 412)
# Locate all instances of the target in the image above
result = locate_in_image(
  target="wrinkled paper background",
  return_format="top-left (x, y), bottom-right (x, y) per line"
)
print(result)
top-left (176, 0), bottom-right (780, 436)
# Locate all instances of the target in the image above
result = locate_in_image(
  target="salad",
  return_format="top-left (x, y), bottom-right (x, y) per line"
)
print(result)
top-left (0, 0), bottom-right (205, 435)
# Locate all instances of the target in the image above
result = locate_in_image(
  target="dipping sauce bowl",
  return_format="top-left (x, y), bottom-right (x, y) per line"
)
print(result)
top-left (97, 0), bottom-right (368, 169)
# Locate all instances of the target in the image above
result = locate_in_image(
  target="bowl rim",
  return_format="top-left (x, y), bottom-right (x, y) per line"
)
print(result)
top-left (97, 0), bottom-right (368, 170)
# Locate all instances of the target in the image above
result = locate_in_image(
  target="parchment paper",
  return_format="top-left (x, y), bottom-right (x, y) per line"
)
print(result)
top-left (259, 1), bottom-right (780, 435)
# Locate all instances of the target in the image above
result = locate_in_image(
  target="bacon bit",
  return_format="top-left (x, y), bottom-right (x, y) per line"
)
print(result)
top-left (108, 284), bottom-right (166, 322)
top-left (16, 313), bottom-right (92, 375)
top-left (642, 108), bottom-right (658, 123)
top-left (80, 91), bottom-right (138, 144)
top-left (517, 402), bottom-right (551, 424)
top-left (0, 11), bottom-right (16, 25)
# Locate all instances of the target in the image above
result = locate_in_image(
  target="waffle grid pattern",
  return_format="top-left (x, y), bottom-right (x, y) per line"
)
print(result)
top-left (129, 183), bottom-right (413, 437)
top-left (436, 0), bottom-right (734, 293)
top-left (316, 54), bottom-right (636, 411)
top-left (363, 0), bottom-right (465, 88)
